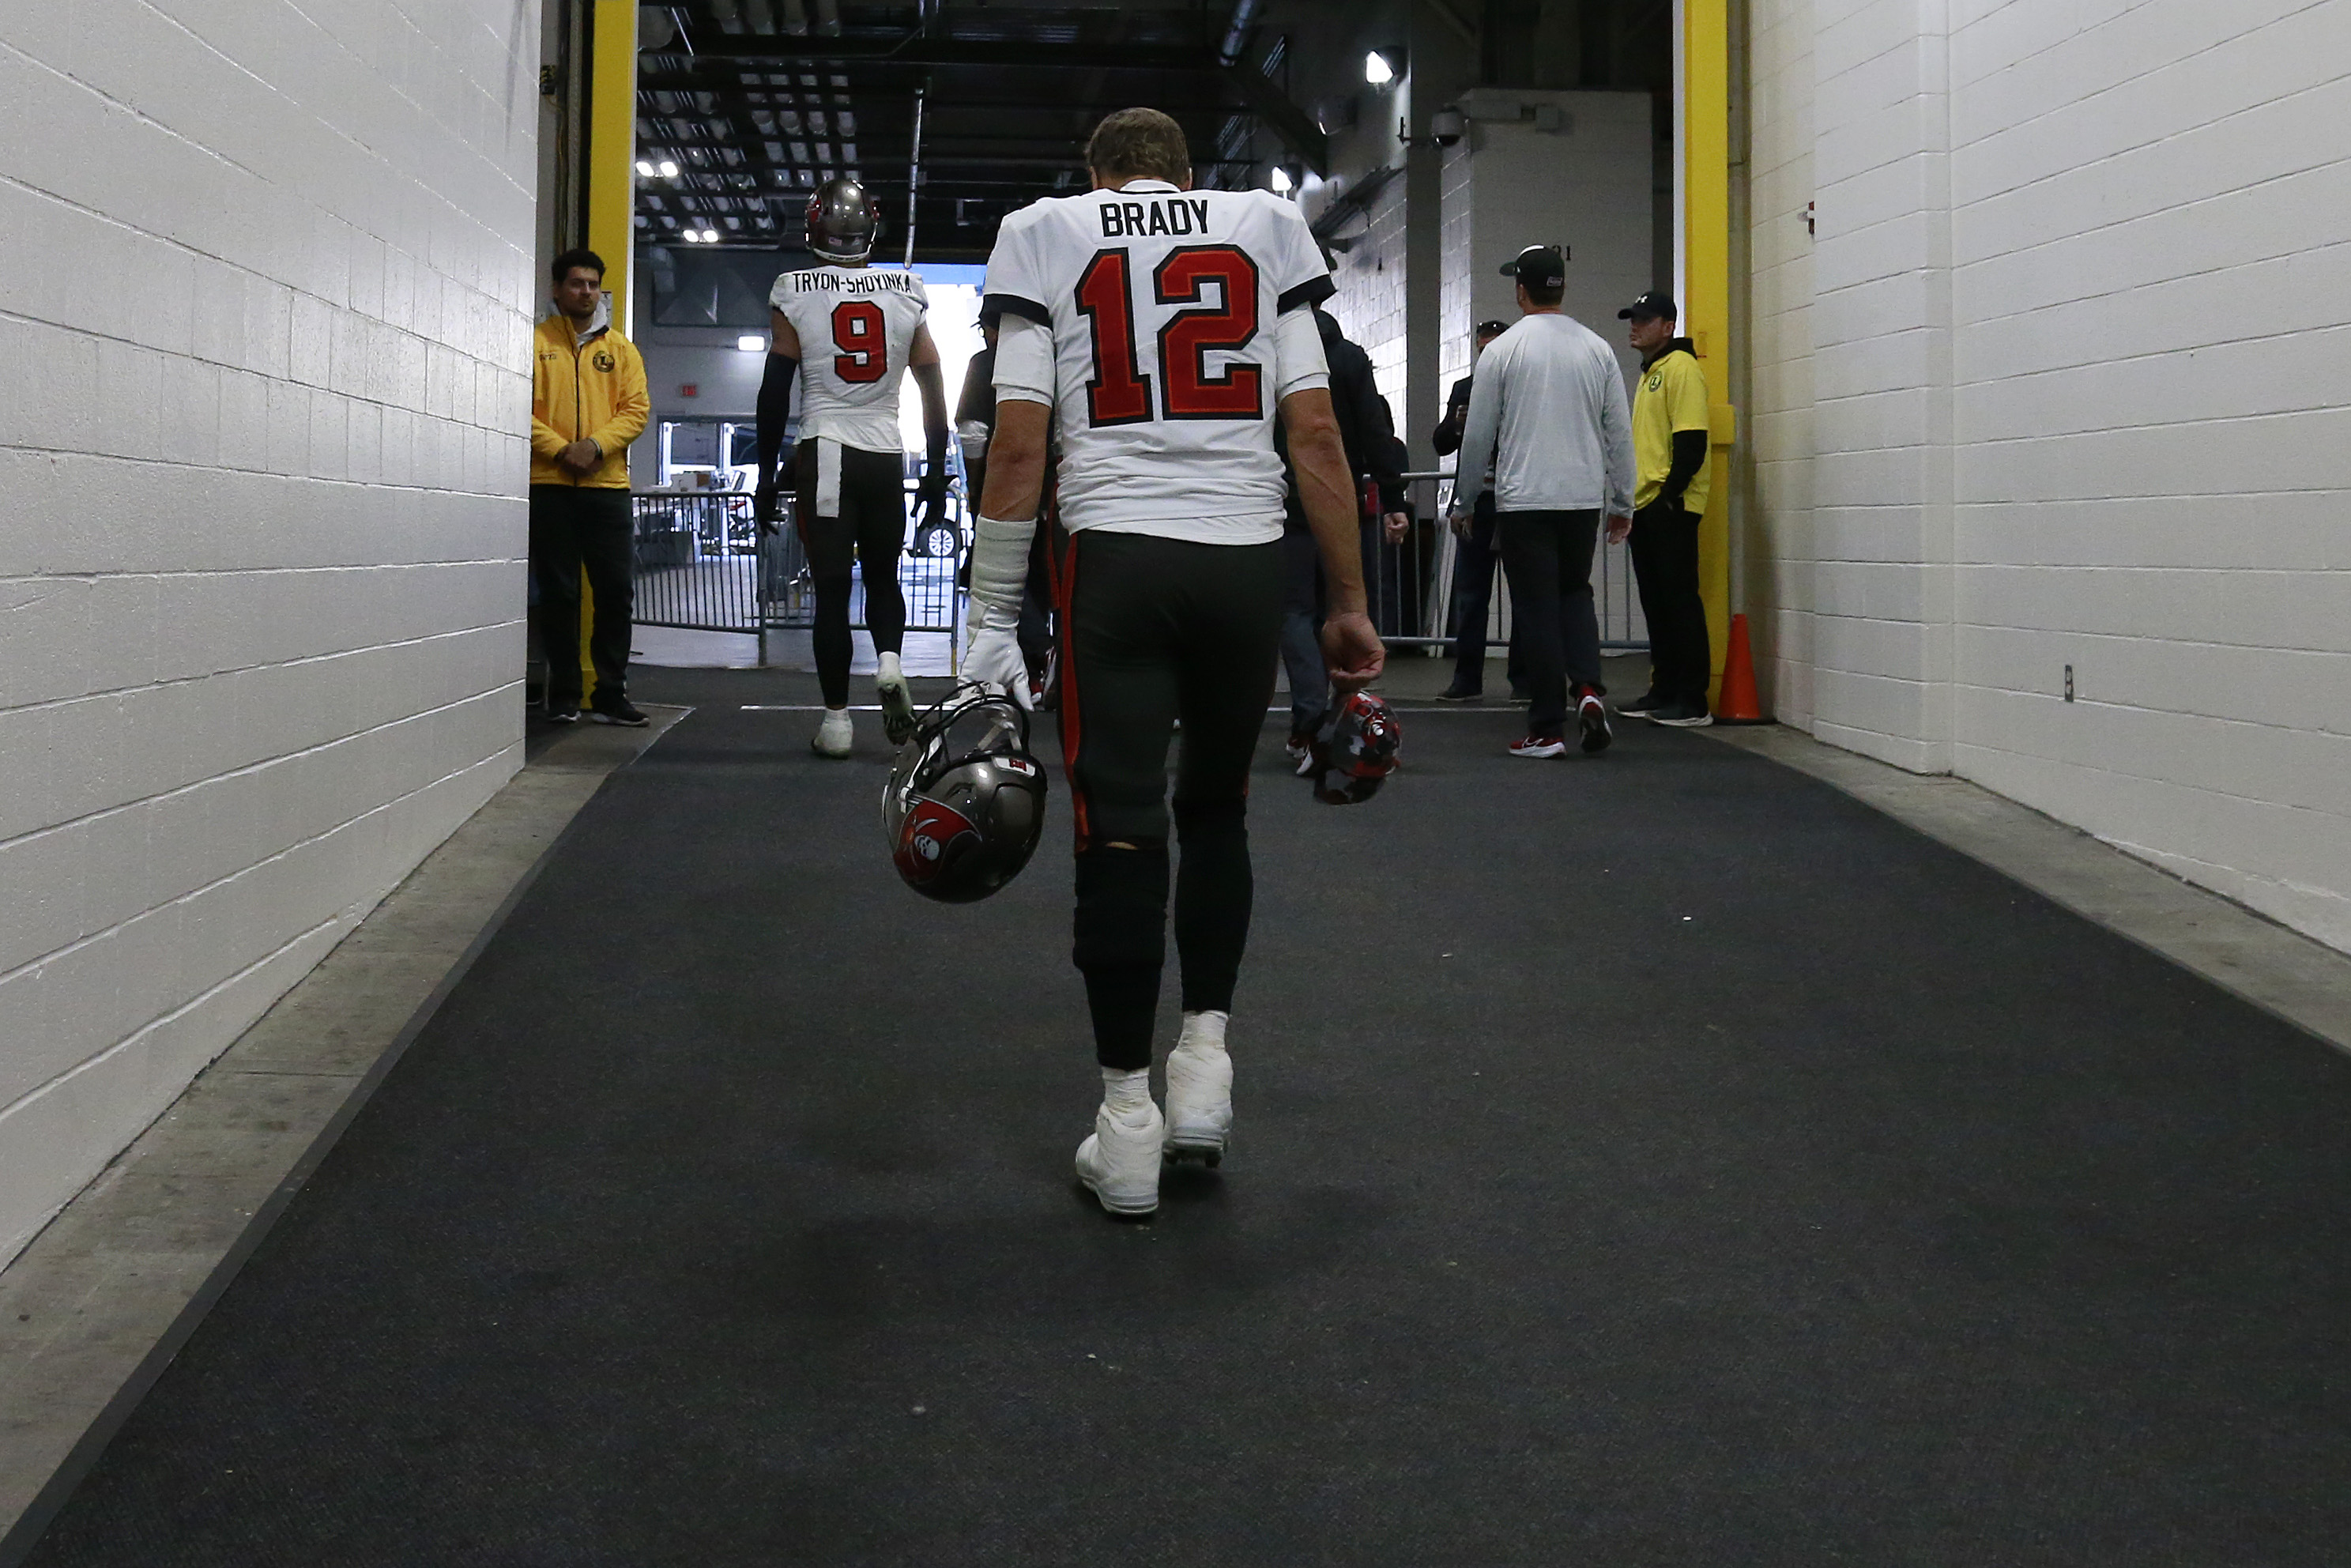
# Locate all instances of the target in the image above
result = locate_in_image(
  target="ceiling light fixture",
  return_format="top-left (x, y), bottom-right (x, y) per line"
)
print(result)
top-left (658, 160), bottom-right (680, 178)
top-left (1364, 49), bottom-right (1396, 85)
top-left (635, 160), bottom-right (656, 178)
top-left (737, 334), bottom-right (765, 352)
top-left (1269, 164), bottom-right (1293, 194)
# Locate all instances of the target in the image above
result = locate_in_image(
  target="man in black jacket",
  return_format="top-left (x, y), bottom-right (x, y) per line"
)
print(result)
top-left (1431, 318), bottom-right (1518, 702)
top-left (954, 324), bottom-right (1057, 698)
top-left (1278, 305), bottom-right (1408, 763)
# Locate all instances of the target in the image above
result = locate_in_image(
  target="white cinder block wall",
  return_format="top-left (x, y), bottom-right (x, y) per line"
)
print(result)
top-left (1749, 0), bottom-right (2351, 952)
top-left (0, 0), bottom-right (536, 1263)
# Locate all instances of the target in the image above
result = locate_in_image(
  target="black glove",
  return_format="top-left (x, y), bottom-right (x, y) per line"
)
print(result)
top-left (754, 477), bottom-right (782, 535)
top-left (917, 473), bottom-right (948, 531)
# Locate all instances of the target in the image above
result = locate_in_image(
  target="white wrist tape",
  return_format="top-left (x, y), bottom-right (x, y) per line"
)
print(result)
top-left (970, 513), bottom-right (1038, 631)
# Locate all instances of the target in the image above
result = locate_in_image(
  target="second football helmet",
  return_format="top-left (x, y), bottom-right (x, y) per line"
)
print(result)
top-left (1304, 690), bottom-right (1402, 805)
top-left (884, 683), bottom-right (1049, 902)
top-left (805, 177), bottom-right (880, 265)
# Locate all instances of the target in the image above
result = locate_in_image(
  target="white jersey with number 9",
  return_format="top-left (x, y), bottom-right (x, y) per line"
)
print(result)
top-left (768, 265), bottom-right (929, 454)
top-left (981, 180), bottom-right (1334, 544)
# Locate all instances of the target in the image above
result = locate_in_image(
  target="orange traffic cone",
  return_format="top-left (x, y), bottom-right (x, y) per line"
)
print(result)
top-left (1714, 612), bottom-right (1769, 725)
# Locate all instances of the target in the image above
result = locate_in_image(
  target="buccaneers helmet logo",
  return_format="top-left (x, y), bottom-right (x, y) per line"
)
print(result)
top-left (893, 798), bottom-right (980, 885)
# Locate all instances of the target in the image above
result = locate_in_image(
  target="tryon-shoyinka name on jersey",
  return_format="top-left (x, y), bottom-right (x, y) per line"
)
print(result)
top-left (785, 270), bottom-right (925, 296)
top-left (1098, 197), bottom-right (1214, 238)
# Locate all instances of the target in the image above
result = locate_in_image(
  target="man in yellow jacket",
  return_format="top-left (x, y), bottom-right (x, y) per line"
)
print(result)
top-left (531, 248), bottom-right (651, 725)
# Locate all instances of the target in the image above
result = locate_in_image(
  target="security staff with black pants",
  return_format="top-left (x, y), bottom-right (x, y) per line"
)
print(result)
top-left (1618, 291), bottom-right (1715, 726)
top-left (1451, 246), bottom-right (1635, 758)
top-left (1432, 318), bottom-right (1520, 702)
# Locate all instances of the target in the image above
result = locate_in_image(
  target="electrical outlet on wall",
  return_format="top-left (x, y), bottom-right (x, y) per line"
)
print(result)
top-left (2064, 665), bottom-right (2075, 703)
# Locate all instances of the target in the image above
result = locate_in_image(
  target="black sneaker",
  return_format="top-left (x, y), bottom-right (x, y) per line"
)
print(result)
top-left (589, 693), bottom-right (650, 728)
top-left (1577, 689), bottom-right (1614, 754)
top-left (1650, 699), bottom-right (1714, 728)
top-left (1616, 688), bottom-right (1667, 717)
top-left (1435, 682), bottom-right (1483, 702)
top-left (544, 703), bottom-right (579, 725)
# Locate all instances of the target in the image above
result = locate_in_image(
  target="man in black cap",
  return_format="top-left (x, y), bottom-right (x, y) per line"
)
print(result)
top-left (1432, 318), bottom-right (1523, 702)
top-left (1618, 291), bottom-right (1715, 725)
top-left (1450, 245), bottom-right (1633, 758)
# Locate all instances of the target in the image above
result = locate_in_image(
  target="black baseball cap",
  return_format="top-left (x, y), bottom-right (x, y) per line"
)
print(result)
top-left (1618, 290), bottom-right (1678, 321)
top-left (1498, 246), bottom-right (1566, 287)
top-left (1474, 318), bottom-right (1509, 338)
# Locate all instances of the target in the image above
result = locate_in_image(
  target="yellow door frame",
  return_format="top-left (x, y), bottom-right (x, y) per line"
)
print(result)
top-left (576, 0), bottom-right (639, 705)
top-left (1680, 0), bottom-right (1736, 700)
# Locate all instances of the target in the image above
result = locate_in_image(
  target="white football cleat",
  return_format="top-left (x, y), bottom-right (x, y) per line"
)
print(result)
top-left (811, 708), bottom-right (853, 758)
top-left (1075, 1099), bottom-right (1166, 1216)
top-left (876, 651), bottom-right (915, 744)
top-left (1163, 1010), bottom-right (1233, 1165)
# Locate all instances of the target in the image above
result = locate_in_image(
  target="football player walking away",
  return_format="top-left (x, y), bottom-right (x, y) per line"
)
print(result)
top-left (754, 178), bottom-right (952, 756)
top-left (963, 108), bottom-right (1385, 1217)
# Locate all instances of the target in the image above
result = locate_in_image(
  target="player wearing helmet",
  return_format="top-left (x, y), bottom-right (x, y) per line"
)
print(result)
top-left (967, 108), bottom-right (1385, 1216)
top-left (754, 177), bottom-right (953, 755)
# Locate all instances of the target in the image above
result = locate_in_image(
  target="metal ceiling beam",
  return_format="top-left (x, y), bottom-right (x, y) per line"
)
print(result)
top-left (642, 35), bottom-right (1328, 171)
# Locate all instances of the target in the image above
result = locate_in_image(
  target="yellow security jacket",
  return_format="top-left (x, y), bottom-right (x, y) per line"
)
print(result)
top-left (530, 310), bottom-right (650, 488)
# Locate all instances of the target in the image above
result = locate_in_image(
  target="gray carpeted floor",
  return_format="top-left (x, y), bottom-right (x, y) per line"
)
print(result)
top-left (19, 669), bottom-right (2351, 1566)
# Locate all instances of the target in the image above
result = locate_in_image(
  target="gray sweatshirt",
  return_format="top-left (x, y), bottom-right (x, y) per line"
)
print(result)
top-left (1453, 313), bottom-right (1634, 517)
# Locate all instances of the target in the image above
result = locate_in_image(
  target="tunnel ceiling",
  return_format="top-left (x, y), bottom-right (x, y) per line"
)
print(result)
top-left (636, 0), bottom-right (1319, 263)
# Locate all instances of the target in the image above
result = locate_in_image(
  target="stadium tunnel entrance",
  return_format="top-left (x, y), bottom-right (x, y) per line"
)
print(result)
top-left (531, 0), bottom-right (1732, 691)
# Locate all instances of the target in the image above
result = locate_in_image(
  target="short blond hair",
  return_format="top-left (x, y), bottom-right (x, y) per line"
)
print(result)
top-left (1087, 108), bottom-right (1191, 184)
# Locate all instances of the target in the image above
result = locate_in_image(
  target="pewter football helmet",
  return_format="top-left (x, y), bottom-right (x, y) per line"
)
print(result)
top-left (884, 684), bottom-right (1049, 903)
top-left (805, 176), bottom-right (880, 265)
top-left (1305, 690), bottom-right (1403, 805)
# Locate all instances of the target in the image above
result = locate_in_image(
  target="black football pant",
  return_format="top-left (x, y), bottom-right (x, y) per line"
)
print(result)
top-left (1057, 532), bottom-right (1284, 1071)
top-left (1629, 499), bottom-right (1710, 705)
top-left (529, 484), bottom-right (634, 708)
top-left (793, 440), bottom-right (907, 709)
top-left (1498, 508), bottom-right (1603, 735)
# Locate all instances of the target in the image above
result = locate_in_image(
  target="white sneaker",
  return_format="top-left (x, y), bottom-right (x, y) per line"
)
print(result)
top-left (1163, 1010), bottom-right (1232, 1165)
top-left (1075, 1099), bottom-right (1166, 1216)
top-left (876, 651), bottom-right (915, 744)
top-left (811, 708), bottom-right (853, 757)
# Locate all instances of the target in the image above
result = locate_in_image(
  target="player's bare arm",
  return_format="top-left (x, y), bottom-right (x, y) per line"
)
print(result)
top-left (1280, 387), bottom-right (1385, 692)
top-left (976, 398), bottom-right (1048, 522)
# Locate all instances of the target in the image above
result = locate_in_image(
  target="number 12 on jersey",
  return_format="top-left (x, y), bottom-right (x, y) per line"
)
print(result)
top-left (1076, 245), bottom-right (1262, 428)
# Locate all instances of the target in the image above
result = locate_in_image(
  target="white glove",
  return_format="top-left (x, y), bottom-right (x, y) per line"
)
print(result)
top-left (962, 619), bottom-right (1034, 709)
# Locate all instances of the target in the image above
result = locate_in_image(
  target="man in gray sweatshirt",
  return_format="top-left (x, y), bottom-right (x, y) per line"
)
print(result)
top-left (1451, 245), bottom-right (1634, 757)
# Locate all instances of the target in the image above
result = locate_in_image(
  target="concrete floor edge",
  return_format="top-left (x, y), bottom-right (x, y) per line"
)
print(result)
top-left (4, 696), bottom-right (2347, 1559)
top-left (0, 709), bottom-right (689, 1560)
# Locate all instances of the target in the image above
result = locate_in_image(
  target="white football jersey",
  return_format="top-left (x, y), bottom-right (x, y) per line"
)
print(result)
top-left (981, 180), bottom-right (1333, 542)
top-left (768, 266), bottom-right (929, 453)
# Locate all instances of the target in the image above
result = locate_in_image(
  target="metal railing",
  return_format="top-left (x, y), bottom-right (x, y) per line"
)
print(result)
top-left (630, 482), bottom-right (969, 649)
top-left (1376, 472), bottom-right (1648, 654)
top-left (631, 470), bottom-right (1645, 661)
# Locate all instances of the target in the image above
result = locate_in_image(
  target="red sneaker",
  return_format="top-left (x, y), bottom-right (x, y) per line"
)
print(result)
top-left (1509, 733), bottom-right (1569, 759)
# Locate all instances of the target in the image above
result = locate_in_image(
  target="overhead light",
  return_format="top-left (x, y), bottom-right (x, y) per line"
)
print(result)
top-left (635, 160), bottom-right (656, 178)
top-left (737, 334), bottom-right (765, 352)
top-left (679, 228), bottom-right (701, 243)
top-left (702, 228), bottom-right (721, 243)
top-left (1364, 49), bottom-right (1396, 85)
top-left (1269, 164), bottom-right (1293, 194)
top-left (658, 160), bottom-right (680, 178)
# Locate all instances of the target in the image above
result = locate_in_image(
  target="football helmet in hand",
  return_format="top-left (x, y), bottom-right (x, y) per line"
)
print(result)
top-left (1303, 690), bottom-right (1402, 805)
top-left (884, 684), bottom-right (1049, 903)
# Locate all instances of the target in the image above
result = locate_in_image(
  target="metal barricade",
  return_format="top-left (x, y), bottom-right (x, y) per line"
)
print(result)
top-left (628, 470), bottom-right (1646, 662)
top-left (630, 482), bottom-right (969, 650)
top-left (1374, 472), bottom-right (1648, 654)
